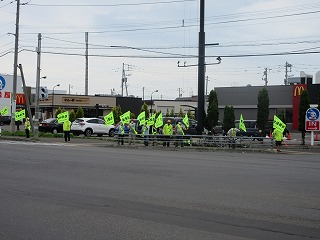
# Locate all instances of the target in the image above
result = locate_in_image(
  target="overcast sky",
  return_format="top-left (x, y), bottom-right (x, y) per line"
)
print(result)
top-left (1, 0), bottom-right (320, 100)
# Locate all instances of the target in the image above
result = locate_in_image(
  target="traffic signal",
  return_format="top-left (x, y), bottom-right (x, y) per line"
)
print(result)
top-left (40, 86), bottom-right (48, 100)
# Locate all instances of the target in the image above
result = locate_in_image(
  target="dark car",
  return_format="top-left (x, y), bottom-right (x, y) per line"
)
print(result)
top-left (39, 118), bottom-right (63, 134)
top-left (212, 121), bottom-right (224, 135)
top-left (162, 117), bottom-right (199, 135)
top-left (234, 119), bottom-right (263, 139)
top-left (0, 116), bottom-right (11, 125)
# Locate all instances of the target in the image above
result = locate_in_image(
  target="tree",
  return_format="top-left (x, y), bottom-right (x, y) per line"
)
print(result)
top-left (165, 108), bottom-right (170, 117)
top-left (223, 106), bottom-right (235, 132)
top-left (140, 102), bottom-right (149, 119)
top-left (55, 107), bottom-right (66, 117)
top-left (298, 90), bottom-right (310, 145)
top-left (298, 89), bottom-right (310, 132)
top-left (170, 108), bottom-right (175, 117)
top-left (69, 109), bottom-right (76, 122)
top-left (178, 108), bottom-right (184, 117)
top-left (257, 87), bottom-right (269, 133)
top-left (76, 106), bottom-right (84, 118)
top-left (112, 105), bottom-right (122, 124)
top-left (187, 109), bottom-right (195, 119)
top-left (204, 90), bottom-right (219, 132)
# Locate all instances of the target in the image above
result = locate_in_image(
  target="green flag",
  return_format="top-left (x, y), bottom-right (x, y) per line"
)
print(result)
top-left (146, 114), bottom-right (156, 126)
top-left (0, 106), bottom-right (9, 116)
top-left (273, 115), bottom-right (286, 133)
top-left (120, 111), bottom-right (130, 124)
top-left (155, 113), bottom-right (163, 128)
top-left (137, 111), bottom-right (146, 125)
top-left (15, 109), bottom-right (26, 121)
top-left (104, 112), bottom-right (114, 125)
top-left (239, 114), bottom-right (246, 132)
top-left (57, 111), bottom-right (69, 123)
top-left (183, 113), bottom-right (189, 128)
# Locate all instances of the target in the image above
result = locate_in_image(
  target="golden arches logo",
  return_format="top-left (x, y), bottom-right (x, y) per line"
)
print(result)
top-left (293, 86), bottom-right (305, 97)
top-left (16, 94), bottom-right (26, 104)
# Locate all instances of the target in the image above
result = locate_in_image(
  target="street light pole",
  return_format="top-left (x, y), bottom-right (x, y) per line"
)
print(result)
top-left (52, 84), bottom-right (60, 118)
top-left (150, 90), bottom-right (158, 114)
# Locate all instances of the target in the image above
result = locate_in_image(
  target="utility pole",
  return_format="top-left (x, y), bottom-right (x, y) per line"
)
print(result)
top-left (121, 63), bottom-right (131, 97)
top-left (69, 84), bottom-right (73, 94)
top-left (10, 0), bottom-right (20, 132)
top-left (177, 88), bottom-right (182, 99)
top-left (205, 76), bottom-right (210, 96)
top-left (142, 87), bottom-right (145, 101)
top-left (85, 32), bottom-right (88, 95)
top-left (284, 61), bottom-right (292, 85)
top-left (262, 68), bottom-right (270, 86)
top-left (18, 64), bottom-right (34, 134)
top-left (34, 33), bottom-right (42, 140)
top-left (197, 0), bottom-right (205, 134)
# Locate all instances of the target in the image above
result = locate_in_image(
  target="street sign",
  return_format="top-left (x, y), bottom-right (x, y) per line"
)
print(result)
top-left (305, 107), bottom-right (320, 131)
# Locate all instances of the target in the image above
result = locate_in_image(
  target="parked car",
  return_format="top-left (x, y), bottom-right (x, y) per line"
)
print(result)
top-left (234, 119), bottom-right (263, 140)
top-left (39, 118), bottom-right (63, 134)
top-left (0, 116), bottom-right (11, 125)
top-left (71, 118), bottom-right (115, 137)
top-left (212, 121), bottom-right (223, 135)
top-left (162, 117), bottom-right (199, 135)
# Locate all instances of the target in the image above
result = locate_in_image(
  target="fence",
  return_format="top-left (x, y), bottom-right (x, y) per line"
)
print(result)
top-left (113, 133), bottom-right (275, 149)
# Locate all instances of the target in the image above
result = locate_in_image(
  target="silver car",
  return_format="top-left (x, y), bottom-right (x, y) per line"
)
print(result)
top-left (71, 118), bottom-right (115, 137)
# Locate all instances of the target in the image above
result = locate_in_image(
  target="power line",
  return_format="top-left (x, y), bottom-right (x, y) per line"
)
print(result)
top-left (27, 0), bottom-right (196, 7)
top-left (21, 48), bottom-right (320, 59)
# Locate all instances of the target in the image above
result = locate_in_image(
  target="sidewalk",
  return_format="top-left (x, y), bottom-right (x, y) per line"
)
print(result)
top-left (1, 134), bottom-right (320, 154)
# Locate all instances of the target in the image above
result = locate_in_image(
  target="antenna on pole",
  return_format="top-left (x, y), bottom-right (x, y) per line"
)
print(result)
top-left (121, 63), bottom-right (132, 97)
top-left (284, 61), bottom-right (292, 85)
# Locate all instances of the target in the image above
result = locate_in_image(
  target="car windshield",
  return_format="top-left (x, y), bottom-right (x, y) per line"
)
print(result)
top-left (74, 119), bottom-right (84, 123)
top-left (42, 118), bottom-right (56, 123)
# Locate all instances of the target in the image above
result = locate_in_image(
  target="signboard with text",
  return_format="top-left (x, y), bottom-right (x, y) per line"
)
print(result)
top-left (305, 107), bottom-right (320, 131)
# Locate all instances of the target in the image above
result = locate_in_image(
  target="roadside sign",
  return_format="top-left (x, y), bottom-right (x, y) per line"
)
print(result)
top-left (305, 108), bottom-right (320, 131)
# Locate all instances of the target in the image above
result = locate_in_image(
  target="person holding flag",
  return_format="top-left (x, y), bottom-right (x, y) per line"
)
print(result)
top-left (273, 115), bottom-right (286, 152)
top-left (63, 118), bottom-right (72, 142)
top-left (129, 119), bottom-right (137, 145)
top-left (163, 119), bottom-right (173, 147)
top-left (174, 121), bottom-right (186, 147)
top-left (25, 117), bottom-right (31, 139)
top-left (227, 127), bottom-right (240, 149)
top-left (115, 121), bottom-right (125, 145)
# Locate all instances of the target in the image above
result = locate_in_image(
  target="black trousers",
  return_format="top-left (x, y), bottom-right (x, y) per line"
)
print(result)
top-left (25, 129), bottom-right (30, 138)
top-left (64, 131), bottom-right (70, 142)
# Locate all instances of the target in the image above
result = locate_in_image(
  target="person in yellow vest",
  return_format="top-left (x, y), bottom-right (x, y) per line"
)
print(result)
top-left (174, 121), bottom-right (185, 147)
top-left (63, 119), bottom-right (72, 142)
top-left (25, 117), bottom-right (31, 139)
top-left (273, 128), bottom-right (283, 152)
top-left (163, 119), bottom-right (173, 147)
top-left (227, 127), bottom-right (240, 149)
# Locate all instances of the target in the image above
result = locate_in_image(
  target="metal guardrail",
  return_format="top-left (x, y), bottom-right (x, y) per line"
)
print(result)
top-left (113, 133), bottom-right (275, 149)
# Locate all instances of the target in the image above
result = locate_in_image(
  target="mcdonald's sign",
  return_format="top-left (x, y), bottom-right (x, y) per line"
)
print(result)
top-left (293, 85), bottom-right (305, 97)
top-left (292, 84), bottom-right (307, 130)
top-left (16, 94), bottom-right (26, 105)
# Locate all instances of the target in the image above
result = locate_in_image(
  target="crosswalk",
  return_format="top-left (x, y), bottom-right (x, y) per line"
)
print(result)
top-left (0, 140), bottom-right (79, 147)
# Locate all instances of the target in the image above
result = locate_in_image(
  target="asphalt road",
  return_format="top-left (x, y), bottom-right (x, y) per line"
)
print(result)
top-left (0, 140), bottom-right (319, 240)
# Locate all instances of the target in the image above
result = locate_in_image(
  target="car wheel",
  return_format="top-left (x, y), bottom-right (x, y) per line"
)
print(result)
top-left (85, 128), bottom-right (93, 137)
top-left (109, 128), bottom-right (115, 137)
top-left (52, 128), bottom-right (58, 134)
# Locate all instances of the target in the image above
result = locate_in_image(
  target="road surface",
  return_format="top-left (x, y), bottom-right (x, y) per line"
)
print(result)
top-left (0, 140), bottom-right (319, 240)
